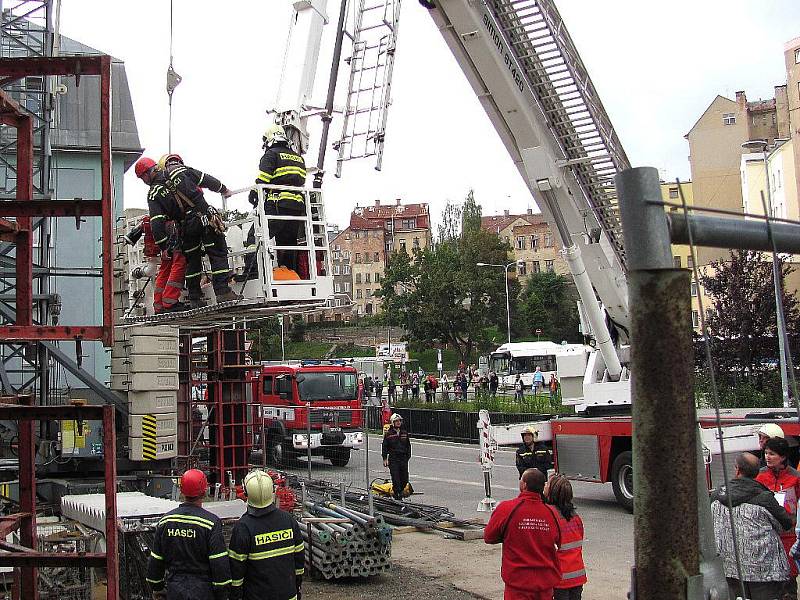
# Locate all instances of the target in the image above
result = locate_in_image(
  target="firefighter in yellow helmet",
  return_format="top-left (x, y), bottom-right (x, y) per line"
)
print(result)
top-left (228, 470), bottom-right (305, 600)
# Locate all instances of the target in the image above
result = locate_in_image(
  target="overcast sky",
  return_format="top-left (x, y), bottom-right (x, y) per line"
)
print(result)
top-left (59, 1), bottom-right (800, 229)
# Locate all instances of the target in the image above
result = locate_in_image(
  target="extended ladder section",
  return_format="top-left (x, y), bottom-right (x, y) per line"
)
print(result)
top-left (426, 0), bottom-right (630, 333)
top-left (334, 0), bottom-right (402, 176)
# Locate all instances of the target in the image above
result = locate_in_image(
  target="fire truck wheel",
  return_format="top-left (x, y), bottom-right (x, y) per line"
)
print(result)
top-left (269, 437), bottom-right (295, 467)
top-left (611, 450), bottom-right (633, 512)
top-left (327, 448), bottom-right (351, 467)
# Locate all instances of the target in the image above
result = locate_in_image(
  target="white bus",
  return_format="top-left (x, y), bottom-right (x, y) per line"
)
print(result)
top-left (489, 341), bottom-right (588, 392)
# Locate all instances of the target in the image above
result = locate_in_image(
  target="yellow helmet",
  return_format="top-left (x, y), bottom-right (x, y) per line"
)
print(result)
top-left (243, 470), bottom-right (274, 509)
top-left (157, 153), bottom-right (183, 171)
top-left (521, 426), bottom-right (537, 440)
top-left (263, 124), bottom-right (287, 146)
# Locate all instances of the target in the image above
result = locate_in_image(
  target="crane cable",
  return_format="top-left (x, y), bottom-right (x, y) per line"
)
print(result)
top-left (166, 0), bottom-right (182, 152)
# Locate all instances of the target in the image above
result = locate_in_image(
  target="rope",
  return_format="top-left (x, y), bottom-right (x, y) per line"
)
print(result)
top-left (166, 0), bottom-right (182, 153)
top-left (677, 180), bottom-right (747, 600)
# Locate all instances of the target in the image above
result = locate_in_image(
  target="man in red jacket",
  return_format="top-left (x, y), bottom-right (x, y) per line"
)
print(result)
top-left (484, 468), bottom-right (562, 600)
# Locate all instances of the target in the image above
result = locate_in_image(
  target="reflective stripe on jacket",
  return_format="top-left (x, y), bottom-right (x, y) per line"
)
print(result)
top-left (553, 511), bottom-right (587, 589)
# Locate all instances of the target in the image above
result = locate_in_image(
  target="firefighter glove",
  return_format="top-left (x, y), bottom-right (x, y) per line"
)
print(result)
top-left (248, 189), bottom-right (258, 207)
top-left (206, 207), bottom-right (226, 234)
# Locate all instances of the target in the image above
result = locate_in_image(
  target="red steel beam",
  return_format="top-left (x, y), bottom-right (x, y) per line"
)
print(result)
top-left (16, 396), bottom-right (35, 600)
top-left (0, 325), bottom-right (105, 341)
top-left (15, 114), bottom-right (32, 328)
top-left (0, 514), bottom-right (25, 538)
top-left (0, 56), bottom-right (106, 77)
top-left (0, 200), bottom-right (102, 217)
top-left (99, 55), bottom-right (114, 347)
top-left (0, 552), bottom-right (107, 568)
top-left (103, 405), bottom-right (119, 600)
top-left (0, 405), bottom-right (106, 420)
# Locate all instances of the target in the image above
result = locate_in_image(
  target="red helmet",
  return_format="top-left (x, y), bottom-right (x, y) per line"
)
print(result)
top-left (180, 469), bottom-right (208, 499)
top-left (134, 157), bottom-right (157, 180)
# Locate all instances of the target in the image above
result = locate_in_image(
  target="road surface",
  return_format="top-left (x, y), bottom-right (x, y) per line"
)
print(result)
top-left (283, 434), bottom-right (634, 597)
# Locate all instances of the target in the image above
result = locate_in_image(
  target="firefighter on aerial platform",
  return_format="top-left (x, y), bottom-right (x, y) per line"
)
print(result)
top-left (241, 124), bottom-right (307, 280)
top-left (228, 470), bottom-right (305, 600)
top-left (124, 210), bottom-right (187, 314)
top-left (135, 155), bottom-right (237, 309)
top-left (516, 426), bottom-right (553, 479)
top-left (146, 469), bottom-right (231, 600)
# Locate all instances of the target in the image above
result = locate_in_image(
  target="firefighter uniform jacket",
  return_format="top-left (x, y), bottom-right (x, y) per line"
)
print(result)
top-left (147, 165), bottom-right (228, 250)
top-left (381, 427), bottom-right (411, 461)
top-left (228, 504), bottom-right (305, 600)
top-left (256, 142), bottom-right (307, 203)
top-left (145, 503), bottom-right (232, 600)
top-left (515, 442), bottom-right (553, 477)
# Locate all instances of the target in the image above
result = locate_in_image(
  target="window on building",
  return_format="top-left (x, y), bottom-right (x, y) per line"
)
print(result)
top-left (365, 273), bottom-right (371, 284)
top-left (413, 237), bottom-right (420, 249)
top-left (692, 310), bottom-right (700, 328)
top-left (402, 219), bottom-right (415, 230)
top-left (669, 188), bottom-right (679, 199)
top-left (532, 261), bottom-right (541, 273)
top-left (518, 261), bottom-right (527, 275)
top-left (344, 282), bottom-right (351, 292)
top-left (366, 303), bottom-right (373, 315)
top-left (355, 273), bottom-right (362, 284)
top-left (375, 272), bottom-right (381, 283)
top-left (334, 265), bottom-right (340, 275)
top-left (344, 265), bottom-right (351, 275)
top-left (545, 260), bottom-right (554, 272)
top-left (687, 255), bottom-right (693, 269)
top-left (690, 281), bottom-right (698, 297)
top-left (374, 252), bottom-right (380, 262)
top-left (796, 48), bottom-right (800, 64)
top-left (356, 289), bottom-right (363, 299)
top-left (723, 112), bottom-right (735, 125)
top-left (531, 235), bottom-right (539, 250)
top-left (516, 236), bottom-right (526, 250)
top-left (386, 241), bottom-right (393, 253)
top-left (366, 289), bottom-right (372, 298)
top-left (544, 233), bottom-right (553, 247)
top-left (355, 253), bottom-right (362, 264)
top-left (335, 244), bottom-right (341, 251)
top-left (335, 282), bottom-right (341, 293)
top-left (400, 240), bottom-right (407, 252)
top-left (354, 231), bottom-right (361, 239)
top-left (333, 251), bottom-right (340, 260)
top-left (345, 233), bottom-right (351, 240)
top-left (673, 255), bottom-right (681, 268)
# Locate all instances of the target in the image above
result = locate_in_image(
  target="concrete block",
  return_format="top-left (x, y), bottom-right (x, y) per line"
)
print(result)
top-left (111, 354), bottom-right (178, 374)
top-left (118, 325), bottom-right (179, 339)
top-left (111, 371), bottom-right (179, 391)
top-left (115, 335), bottom-right (179, 355)
top-left (129, 412), bottom-right (177, 437)
top-left (129, 434), bottom-right (177, 461)
top-left (128, 390), bottom-right (178, 414)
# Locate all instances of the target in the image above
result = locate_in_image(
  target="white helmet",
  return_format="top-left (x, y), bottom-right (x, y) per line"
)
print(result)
top-left (757, 423), bottom-right (785, 439)
top-left (263, 123), bottom-right (288, 146)
top-left (390, 413), bottom-right (403, 424)
top-left (244, 470), bottom-right (274, 509)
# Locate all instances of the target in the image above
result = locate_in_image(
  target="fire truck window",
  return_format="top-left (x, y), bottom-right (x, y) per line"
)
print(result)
top-left (298, 373), bottom-right (357, 401)
top-left (263, 376), bottom-right (273, 395)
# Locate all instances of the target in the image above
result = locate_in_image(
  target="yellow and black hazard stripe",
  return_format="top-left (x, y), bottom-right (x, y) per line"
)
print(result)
top-left (142, 414), bottom-right (157, 460)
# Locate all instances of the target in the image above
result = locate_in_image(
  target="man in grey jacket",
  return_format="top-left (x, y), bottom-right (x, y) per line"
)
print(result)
top-left (712, 452), bottom-right (792, 600)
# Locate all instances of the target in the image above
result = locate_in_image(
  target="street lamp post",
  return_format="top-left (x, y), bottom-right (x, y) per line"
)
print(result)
top-left (477, 261), bottom-right (521, 344)
top-left (743, 139), bottom-right (790, 407)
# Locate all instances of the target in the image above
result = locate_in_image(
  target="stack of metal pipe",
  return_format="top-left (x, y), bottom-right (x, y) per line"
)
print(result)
top-left (301, 500), bottom-right (392, 579)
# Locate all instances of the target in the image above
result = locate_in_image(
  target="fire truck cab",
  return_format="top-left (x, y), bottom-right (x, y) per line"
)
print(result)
top-left (252, 360), bottom-right (365, 467)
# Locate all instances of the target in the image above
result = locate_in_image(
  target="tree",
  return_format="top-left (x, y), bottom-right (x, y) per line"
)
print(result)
top-left (697, 250), bottom-right (800, 383)
top-left (378, 191), bottom-right (512, 363)
top-left (516, 272), bottom-right (582, 343)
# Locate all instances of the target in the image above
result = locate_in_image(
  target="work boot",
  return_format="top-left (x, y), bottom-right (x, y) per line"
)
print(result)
top-left (161, 301), bottom-right (189, 313)
top-left (215, 289), bottom-right (239, 304)
top-left (189, 296), bottom-right (207, 309)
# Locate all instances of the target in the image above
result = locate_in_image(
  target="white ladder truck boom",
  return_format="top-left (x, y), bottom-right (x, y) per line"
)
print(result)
top-left (424, 0), bottom-right (632, 406)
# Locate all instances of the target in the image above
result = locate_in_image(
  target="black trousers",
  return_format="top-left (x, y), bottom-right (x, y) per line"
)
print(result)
top-left (388, 456), bottom-right (409, 499)
top-left (165, 574), bottom-right (214, 600)
top-left (182, 213), bottom-right (230, 296)
top-left (554, 586), bottom-right (583, 600)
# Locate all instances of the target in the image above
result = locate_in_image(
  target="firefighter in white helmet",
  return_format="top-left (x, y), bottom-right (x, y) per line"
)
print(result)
top-left (516, 426), bottom-right (553, 478)
top-left (757, 423), bottom-right (786, 468)
top-left (228, 470), bottom-right (304, 600)
top-left (382, 413), bottom-right (412, 499)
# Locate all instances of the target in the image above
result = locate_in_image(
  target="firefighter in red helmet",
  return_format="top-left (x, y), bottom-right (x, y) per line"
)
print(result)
top-left (146, 469), bottom-right (231, 600)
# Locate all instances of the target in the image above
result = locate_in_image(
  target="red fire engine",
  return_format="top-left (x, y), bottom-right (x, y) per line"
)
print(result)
top-left (251, 360), bottom-right (365, 467)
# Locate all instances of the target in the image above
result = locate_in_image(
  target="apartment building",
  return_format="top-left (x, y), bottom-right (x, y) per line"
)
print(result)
top-left (480, 209), bottom-right (568, 278)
